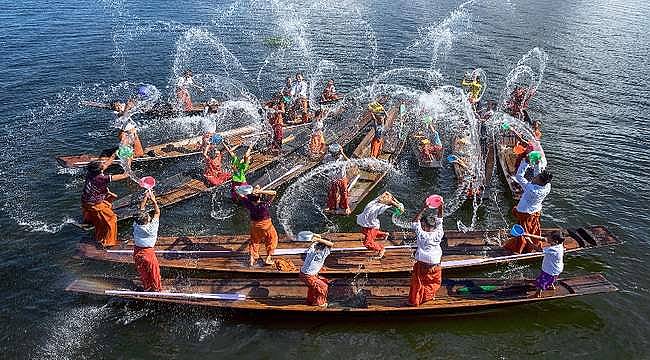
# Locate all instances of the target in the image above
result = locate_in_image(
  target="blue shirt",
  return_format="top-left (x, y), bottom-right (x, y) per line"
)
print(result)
top-left (300, 243), bottom-right (331, 275)
top-left (514, 160), bottom-right (551, 214)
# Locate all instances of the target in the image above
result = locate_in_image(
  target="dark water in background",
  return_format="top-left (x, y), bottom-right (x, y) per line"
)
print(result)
top-left (1, 0), bottom-right (649, 358)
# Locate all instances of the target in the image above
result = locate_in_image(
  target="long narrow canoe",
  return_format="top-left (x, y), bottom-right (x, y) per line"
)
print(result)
top-left (73, 135), bottom-right (301, 231)
top-left (345, 107), bottom-right (406, 212)
top-left (495, 112), bottom-right (545, 200)
top-left (65, 273), bottom-right (616, 315)
top-left (56, 125), bottom-right (260, 168)
top-left (76, 225), bottom-right (620, 274)
top-left (251, 106), bottom-right (378, 191)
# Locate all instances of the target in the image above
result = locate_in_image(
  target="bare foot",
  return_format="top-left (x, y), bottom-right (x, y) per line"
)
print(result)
top-left (249, 257), bottom-right (256, 267)
top-left (535, 289), bottom-right (543, 298)
top-left (377, 249), bottom-right (385, 259)
top-left (265, 256), bottom-right (274, 266)
top-left (343, 207), bottom-right (351, 215)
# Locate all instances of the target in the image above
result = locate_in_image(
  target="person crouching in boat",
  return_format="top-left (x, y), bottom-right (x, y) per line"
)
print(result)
top-left (133, 191), bottom-right (162, 292)
top-left (324, 144), bottom-right (351, 215)
top-left (225, 143), bottom-right (252, 202)
top-left (320, 79), bottom-right (341, 102)
top-left (203, 142), bottom-right (231, 186)
top-left (81, 161), bottom-right (130, 247)
top-left (535, 231), bottom-right (565, 298)
top-left (503, 160), bottom-right (553, 254)
top-left (176, 69), bottom-right (204, 112)
top-left (409, 197), bottom-right (445, 306)
top-left (308, 110), bottom-right (327, 158)
top-left (290, 72), bottom-right (310, 123)
top-left (356, 192), bottom-right (404, 258)
top-left (238, 185), bottom-right (279, 266)
top-left (300, 235), bottom-right (334, 307)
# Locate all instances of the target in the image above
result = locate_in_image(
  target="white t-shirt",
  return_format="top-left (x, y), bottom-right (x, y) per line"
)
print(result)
top-left (177, 76), bottom-right (194, 89)
top-left (324, 153), bottom-right (346, 181)
top-left (412, 218), bottom-right (444, 265)
top-left (291, 80), bottom-right (308, 98)
top-left (514, 160), bottom-right (551, 214)
top-left (356, 199), bottom-right (391, 229)
top-left (133, 218), bottom-right (160, 248)
top-left (300, 243), bottom-right (331, 275)
top-left (541, 244), bottom-right (564, 276)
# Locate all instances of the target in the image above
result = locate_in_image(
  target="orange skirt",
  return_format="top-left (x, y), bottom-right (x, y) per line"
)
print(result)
top-left (360, 227), bottom-right (385, 252)
top-left (370, 137), bottom-right (383, 157)
top-left (408, 261), bottom-right (442, 306)
top-left (82, 201), bottom-right (118, 247)
top-left (249, 219), bottom-right (278, 259)
top-left (133, 246), bottom-right (162, 292)
top-left (503, 207), bottom-right (542, 254)
top-left (299, 272), bottom-right (328, 306)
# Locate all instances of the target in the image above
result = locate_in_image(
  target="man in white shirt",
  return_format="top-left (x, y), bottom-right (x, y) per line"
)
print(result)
top-left (132, 191), bottom-right (162, 291)
top-left (356, 192), bottom-right (404, 258)
top-left (408, 198), bottom-right (444, 306)
top-left (504, 158), bottom-right (553, 254)
top-left (290, 72), bottom-right (309, 123)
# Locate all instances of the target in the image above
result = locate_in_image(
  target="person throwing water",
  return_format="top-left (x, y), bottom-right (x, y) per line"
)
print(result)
top-left (408, 197), bottom-right (445, 306)
top-left (290, 72), bottom-right (309, 123)
top-left (356, 192), bottom-right (404, 258)
top-left (461, 71), bottom-right (483, 107)
top-left (132, 191), bottom-right (162, 292)
top-left (176, 69), bottom-right (204, 112)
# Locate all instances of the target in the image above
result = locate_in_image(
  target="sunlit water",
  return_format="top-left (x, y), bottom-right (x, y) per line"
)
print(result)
top-left (1, 0), bottom-right (649, 358)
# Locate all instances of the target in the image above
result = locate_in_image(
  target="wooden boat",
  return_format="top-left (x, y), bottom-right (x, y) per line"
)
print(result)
top-left (73, 135), bottom-right (301, 231)
top-left (495, 113), bottom-right (545, 199)
top-left (65, 273), bottom-right (617, 315)
top-left (76, 225), bottom-right (620, 274)
top-left (81, 100), bottom-right (218, 118)
top-left (56, 125), bottom-right (260, 168)
top-left (251, 106), bottom-right (379, 191)
top-left (410, 132), bottom-right (442, 168)
top-left (344, 107), bottom-right (406, 212)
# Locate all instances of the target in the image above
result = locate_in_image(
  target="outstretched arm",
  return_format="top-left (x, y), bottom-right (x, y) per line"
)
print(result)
top-left (150, 192), bottom-right (160, 220)
top-left (413, 202), bottom-right (428, 222)
top-left (513, 159), bottom-right (531, 187)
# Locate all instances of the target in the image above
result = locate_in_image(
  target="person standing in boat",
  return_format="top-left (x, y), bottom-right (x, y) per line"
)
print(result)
top-left (265, 97), bottom-right (285, 153)
top-left (238, 185), bottom-right (279, 266)
top-left (503, 159), bottom-right (553, 254)
top-left (535, 230), bottom-right (565, 298)
top-left (290, 72), bottom-right (309, 123)
top-left (114, 100), bottom-right (144, 158)
top-left (408, 198), bottom-right (445, 306)
top-left (461, 72), bottom-right (483, 107)
top-left (370, 110), bottom-right (385, 158)
top-left (203, 143), bottom-right (231, 186)
top-left (320, 79), bottom-right (341, 102)
top-left (324, 143), bottom-right (351, 215)
top-left (308, 109), bottom-right (327, 158)
top-left (81, 161), bottom-right (130, 247)
top-left (176, 69), bottom-right (204, 112)
top-left (225, 143), bottom-right (252, 202)
top-left (356, 192), bottom-right (404, 258)
top-left (506, 86), bottom-right (536, 124)
top-left (133, 191), bottom-right (162, 292)
top-left (300, 235), bottom-right (334, 307)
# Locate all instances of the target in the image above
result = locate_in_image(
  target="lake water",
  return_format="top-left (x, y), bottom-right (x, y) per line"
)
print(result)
top-left (1, 0), bottom-right (649, 358)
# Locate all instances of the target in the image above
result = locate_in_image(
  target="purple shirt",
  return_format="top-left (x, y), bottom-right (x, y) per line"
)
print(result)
top-left (81, 174), bottom-right (111, 204)
top-left (241, 196), bottom-right (272, 222)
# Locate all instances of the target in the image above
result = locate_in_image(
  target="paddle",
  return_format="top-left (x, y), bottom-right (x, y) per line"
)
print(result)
top-left (510, 224), bottom-right (546, 241)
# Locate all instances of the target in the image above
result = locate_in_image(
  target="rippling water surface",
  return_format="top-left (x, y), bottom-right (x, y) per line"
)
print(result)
top-left (1, 0), bottom-right (649, 358)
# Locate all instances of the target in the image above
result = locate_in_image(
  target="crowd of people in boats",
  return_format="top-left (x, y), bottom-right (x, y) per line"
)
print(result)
top-left (78, 68), bottom-right (559, 307)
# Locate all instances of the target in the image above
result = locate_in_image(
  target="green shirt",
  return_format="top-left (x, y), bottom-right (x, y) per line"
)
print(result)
top-left (231, 155), bottom-right (250, 183)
